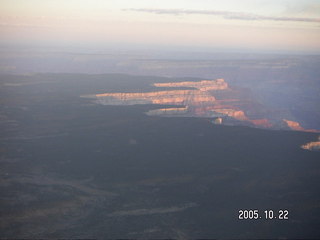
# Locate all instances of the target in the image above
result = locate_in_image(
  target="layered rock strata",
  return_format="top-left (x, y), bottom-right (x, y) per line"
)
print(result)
top-left (91, 78), bottom-right (317, 132)
top-left (301, 136), bottom-right (320, 151)
top-left (283, 119), bottom-right (319, 133)
top-left (96, 90), bottom-right (216, 107)
top-left (154, 79), bottom-right (228, 91)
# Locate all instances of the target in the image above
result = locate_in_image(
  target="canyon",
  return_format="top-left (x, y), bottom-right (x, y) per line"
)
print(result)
top-left (92, 78), bottom-right (317, 132)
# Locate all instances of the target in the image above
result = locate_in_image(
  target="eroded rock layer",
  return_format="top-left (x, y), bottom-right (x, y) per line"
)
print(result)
top-left (92, 78), bottom-right (318, 132)
top-left (301, 136), bottom-right (320, 151)
top-left (154, 79), bottom-right (228, 91)
top-left (96, 90), bottom-right (216, 108)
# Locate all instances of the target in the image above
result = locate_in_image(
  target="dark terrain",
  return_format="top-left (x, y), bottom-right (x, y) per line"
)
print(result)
top-left (1, 50), bottom-right (320, 129)
top-left (0, 73), bottom-right (320, 238)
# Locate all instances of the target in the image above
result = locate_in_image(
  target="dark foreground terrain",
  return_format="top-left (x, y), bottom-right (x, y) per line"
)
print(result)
top-left (1, 73), bottom-right (320, 238)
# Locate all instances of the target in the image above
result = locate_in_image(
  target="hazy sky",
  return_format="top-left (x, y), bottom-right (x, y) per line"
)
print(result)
top-left (1, 0), bottom-right (320, 52)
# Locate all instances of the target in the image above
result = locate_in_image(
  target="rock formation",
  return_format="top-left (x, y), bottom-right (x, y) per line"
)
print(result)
top-left (90, 78), bottom-right (318, 132)
top-left (212, 109), bottom-right (247, 121)
top-left (96, 90), bottom-right (216, 108)
top-left (249, 119), bottom-right (273, 128)
top-left (154, 79), bottom-right (228, 91)
top-left (301, 136), bottom-right (320, 151)
top-left (146, 107), bottom-right (188, 116)
top-left (283, 119), bottom-right (305, 131)
top-left (213, 117), bottom-right (223, 124)
top-left (283, 119), bottom-right (319, 133)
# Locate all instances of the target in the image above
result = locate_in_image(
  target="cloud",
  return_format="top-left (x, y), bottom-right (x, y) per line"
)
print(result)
top-left (284, 3), bottom-right (320, 16)
top-left (125, 8), bottom-right (320, 23)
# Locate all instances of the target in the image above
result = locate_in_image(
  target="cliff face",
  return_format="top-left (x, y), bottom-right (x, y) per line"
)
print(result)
top-left (94, 78), bottom-right (272, 128)
top-left (283, 119), bottom-right (319, 133)
top-left (212, 109), bottom-right (247, 121)
top-left (146, 107), bottom-right (188, 116)
top-left (153, 79), bottom-right (228, 91)
top-left (301, 136), bottom-right (320, 151)
top-left (250, 119), bottom-right (273, 128)
top-left (92, 78), bottom-right (317, 132)
top-left (96, 90), bottom-right (216, 107)
top-left (283, 119), bottom-right (305, 131)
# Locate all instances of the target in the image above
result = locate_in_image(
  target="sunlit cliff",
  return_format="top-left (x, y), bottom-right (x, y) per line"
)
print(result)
top-left (146, 107), bottom-right (189, 116)
top-left (90, 78), bottom-right (316, 132)
top-left (283, 119), bottom-right (319, 133)
top-left (154, 79), bottom-right (228, 91)
top-left (94, 79), bottom-right (247, 120)
top-left (301, 136), bottom-right (320, 151)
top-left (96, 90), bottom-right (216, 107)
top-left (283, 119), bottom-right (305, 131)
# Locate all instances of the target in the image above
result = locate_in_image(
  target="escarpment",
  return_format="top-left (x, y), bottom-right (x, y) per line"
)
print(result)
top-left (89, 78), bottom-right (318, 132)
top-left (153, 79), bottom-right (228, 91)
top-left (96, 90), bottom-right (216, 107)
top-left (301, 136), bottom-right (320, 151)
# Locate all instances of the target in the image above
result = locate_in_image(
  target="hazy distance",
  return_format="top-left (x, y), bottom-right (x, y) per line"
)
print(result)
top-left (1, 0), bottom-right (320, 54)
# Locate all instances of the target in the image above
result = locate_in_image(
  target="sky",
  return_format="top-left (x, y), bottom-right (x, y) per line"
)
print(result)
top-left (0, 0), bottom-right (320, 53)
